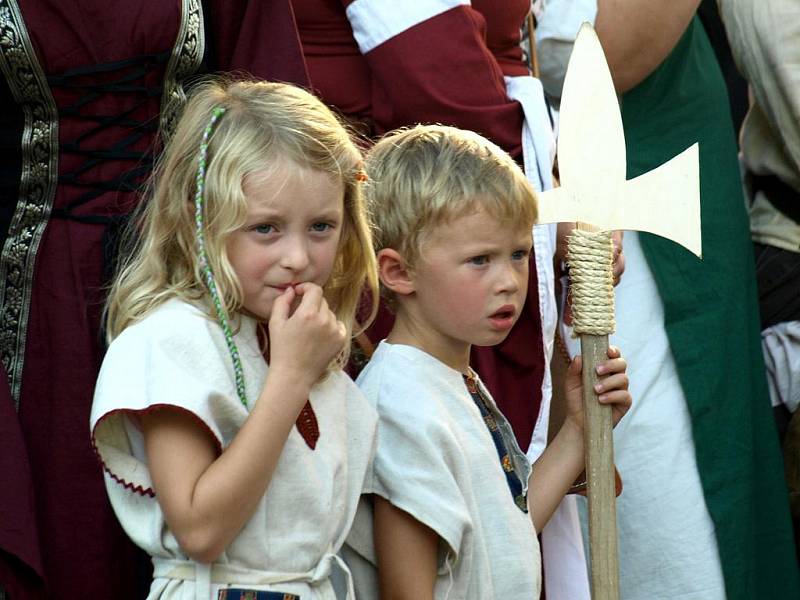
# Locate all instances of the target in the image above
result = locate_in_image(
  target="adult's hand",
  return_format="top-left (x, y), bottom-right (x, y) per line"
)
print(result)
top-left (556, 224), bottom-right (625, 287)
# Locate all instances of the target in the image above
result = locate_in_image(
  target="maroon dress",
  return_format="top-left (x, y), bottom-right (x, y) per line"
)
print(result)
top-left (292, 0), bottom-right (546, 449)
top-left (0, 1), bottom-right (308, 597)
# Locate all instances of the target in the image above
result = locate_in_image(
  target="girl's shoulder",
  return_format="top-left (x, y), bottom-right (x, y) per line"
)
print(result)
top-left (116, 298), bottom-right (209, 338)
top-left (110, 299), bottom-right (228, 357)
top-left (92, 299), bottom-right (255, 447)
top-left (99, 298), bottom-right (251, 395)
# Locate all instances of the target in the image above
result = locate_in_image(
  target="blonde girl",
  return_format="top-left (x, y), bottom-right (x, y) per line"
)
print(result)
top-left (90, 79), bottom-right (378, 600)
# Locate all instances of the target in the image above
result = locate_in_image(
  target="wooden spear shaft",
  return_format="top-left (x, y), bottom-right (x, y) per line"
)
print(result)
top-left (525, 12), bottom-right (540, 78)
top-left (571, 222), bottom-right (620, 600)
top-left (581, 331), bottom-right (619, 599)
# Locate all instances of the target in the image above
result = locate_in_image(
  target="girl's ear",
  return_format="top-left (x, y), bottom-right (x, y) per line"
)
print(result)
top-left (377, 248), bottom-right (415, 296)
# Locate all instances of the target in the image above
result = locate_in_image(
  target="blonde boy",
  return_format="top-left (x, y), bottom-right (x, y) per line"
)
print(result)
top-left (346, 125), bottom-right (631, 599)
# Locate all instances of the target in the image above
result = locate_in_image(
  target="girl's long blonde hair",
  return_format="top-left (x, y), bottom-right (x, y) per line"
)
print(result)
top-left (106, 78), bottom-right (378, 368)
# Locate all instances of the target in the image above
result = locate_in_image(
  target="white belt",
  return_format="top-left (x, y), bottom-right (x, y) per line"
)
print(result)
top-left (152, 552), bottom-right (354, 600)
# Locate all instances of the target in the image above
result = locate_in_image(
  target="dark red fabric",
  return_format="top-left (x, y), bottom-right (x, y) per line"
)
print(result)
top-left (0, 549), bottom-right (45, 600)
top-left (206, 0), bottom-right (309, 86)
top-left (293, 0), bottom-right (544, 448)
top-left (2, 1), bottom-right (309, 597)
top-left (472, 0), bottom-right (531, 77)
top-left (11, 4), bottom-right (176, 595)
top-left (295, 401), bottom-right (321, 449)
top-left (292, 0), bottom-right (371, 122)
top-left (0, 365), bottom-right (43, 592)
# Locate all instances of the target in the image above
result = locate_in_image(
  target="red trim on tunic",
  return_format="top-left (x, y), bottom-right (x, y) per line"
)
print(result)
top-left (91, 404), bottom-right (226, 498)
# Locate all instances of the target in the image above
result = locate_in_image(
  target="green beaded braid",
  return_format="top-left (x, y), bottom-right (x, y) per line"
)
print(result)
top-left (194, 106), bottom-right (248, 408)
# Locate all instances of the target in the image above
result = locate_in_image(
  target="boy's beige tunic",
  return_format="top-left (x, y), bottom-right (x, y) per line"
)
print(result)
top-left (91, 299), bottom-right (377, 600)
top-left (347, 341), bottom-right (541, 599)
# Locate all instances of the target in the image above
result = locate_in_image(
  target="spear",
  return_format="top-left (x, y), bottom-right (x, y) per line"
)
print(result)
top-left (536, 23), bottom-right (702, 600)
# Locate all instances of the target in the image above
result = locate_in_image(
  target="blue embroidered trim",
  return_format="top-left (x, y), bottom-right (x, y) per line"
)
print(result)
top-left (464, 372), bottom-right (528, 513)
top-left (217, 589), bottom-right (300, 600)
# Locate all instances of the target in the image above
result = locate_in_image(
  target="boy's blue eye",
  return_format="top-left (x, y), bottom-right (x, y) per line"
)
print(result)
top-left (512, 249), bottom-right (529, 260)
top-left (254, 224), bottom-right (274, 234)
top-left (469, 255), bottom-right (489, 265)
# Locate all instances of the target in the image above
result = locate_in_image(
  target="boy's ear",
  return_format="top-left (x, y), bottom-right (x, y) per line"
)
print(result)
top-left (377, 248), bottom-right (415, 296)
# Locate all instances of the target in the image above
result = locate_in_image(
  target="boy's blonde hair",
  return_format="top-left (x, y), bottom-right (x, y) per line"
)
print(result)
top-left (106, 78), bottom-right (378, 368)
top-left (364, 124), bottom-right (538, 271)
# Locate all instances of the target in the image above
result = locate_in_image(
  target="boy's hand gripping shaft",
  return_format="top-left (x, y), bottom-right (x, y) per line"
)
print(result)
top-left (536, 24), bottom-right (702, 600)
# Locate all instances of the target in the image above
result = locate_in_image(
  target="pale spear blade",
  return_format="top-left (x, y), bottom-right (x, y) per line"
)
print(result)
top-left (536, 23), bottom-right (702, 257)
top-left (557, 22), bottom-right (626, 191)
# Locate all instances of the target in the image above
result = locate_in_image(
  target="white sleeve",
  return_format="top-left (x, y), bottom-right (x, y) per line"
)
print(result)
top-left (367, 396), bottom-right (473, 567)
top-left (90, 308), bottom-right (247, 495)
top-left (536, 0), bottom-right (598, 98)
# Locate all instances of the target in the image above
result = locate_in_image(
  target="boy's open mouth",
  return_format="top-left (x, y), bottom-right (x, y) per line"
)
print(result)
top-left (489, 305), bottom-right (515, 320)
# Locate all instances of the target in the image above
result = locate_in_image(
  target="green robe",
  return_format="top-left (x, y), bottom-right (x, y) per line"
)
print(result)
top-left (622, 17), bottom-right (800, 598)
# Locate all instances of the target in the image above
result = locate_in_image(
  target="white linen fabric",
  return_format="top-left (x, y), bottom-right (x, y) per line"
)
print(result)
top-left (719, 0), bottom-right (800, 253)
top-left (345, 341), bottom-right (541, 599)
top-left (339, 2), bottom-right (584, 594)
top-left (540, 495), bottom-right (589, 599)
top-left (535, 0), bottom-right (598, 99)
top-left (763, 322), bottom-right (800, 413)
top-left (91, 299), bottom-right (377, 600)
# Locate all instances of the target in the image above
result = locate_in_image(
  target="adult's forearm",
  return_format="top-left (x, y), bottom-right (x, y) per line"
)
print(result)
top-left (595, 0), bottom-right (701, 92)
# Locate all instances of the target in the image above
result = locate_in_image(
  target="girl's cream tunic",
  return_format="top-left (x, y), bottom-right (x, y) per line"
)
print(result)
top-left (91, 299), bottom-right (377, 600)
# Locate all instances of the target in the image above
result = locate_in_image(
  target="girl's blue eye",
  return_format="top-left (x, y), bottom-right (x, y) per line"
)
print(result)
top-left (254, 224), bottom-right (274, 234)
top-left (469, 255), bottom-right (489, 266)
top-left (311, 222), bottom-right (332, 233)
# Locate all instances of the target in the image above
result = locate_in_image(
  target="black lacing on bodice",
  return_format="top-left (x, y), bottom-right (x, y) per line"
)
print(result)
top-left (47, 51), bottom-right (171, 225)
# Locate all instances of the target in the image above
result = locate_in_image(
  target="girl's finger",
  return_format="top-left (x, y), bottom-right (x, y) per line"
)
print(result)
top-left (319, 295), bottom-right (332, 318)
top-left (607, 345), bottom-right (622, 359)
top-left (293, 281), bottom-right (324, 295)
top-left (334, 320), bottom-right (347, 351)
top-left (293, 282), bottom-right (324, 313)
top-left (269, 286), bottom-right (295, 324)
